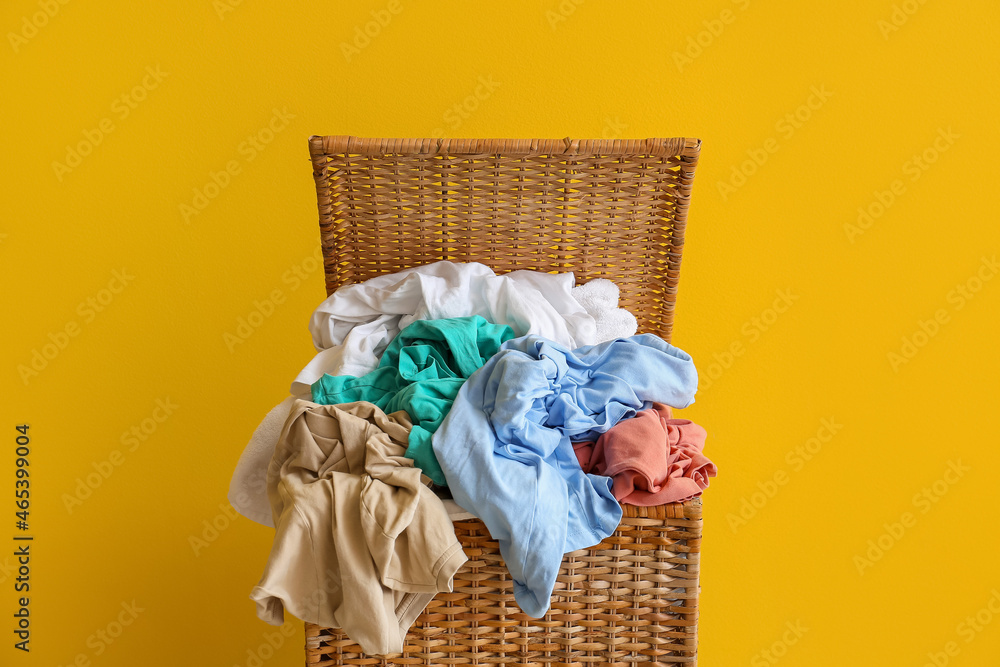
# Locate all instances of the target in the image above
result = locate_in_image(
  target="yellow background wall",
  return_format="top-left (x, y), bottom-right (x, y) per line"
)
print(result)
top-left (3, 1), bottom-right (999, 665)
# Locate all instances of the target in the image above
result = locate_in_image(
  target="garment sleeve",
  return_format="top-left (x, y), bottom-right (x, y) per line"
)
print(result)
top-left (250, 500), bottom-right (330, 627)
top-left (361, 426), bottom-right (466, 594)
top-left (433, 359), bottom-right (570, 618)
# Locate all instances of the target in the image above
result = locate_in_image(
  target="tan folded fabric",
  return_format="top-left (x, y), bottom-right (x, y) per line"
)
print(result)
top-left (250, 400), bottom-right (466, 655)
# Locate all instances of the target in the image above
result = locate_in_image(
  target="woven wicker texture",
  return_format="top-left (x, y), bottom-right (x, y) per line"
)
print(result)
top-left (305, 136), bottom-right (703, 666)
top-left (308, 135), bottom-right (701, 341)
top-left (306, 502), bottom-right (702, 667)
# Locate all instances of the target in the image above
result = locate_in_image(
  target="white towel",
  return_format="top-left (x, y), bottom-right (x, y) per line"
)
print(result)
top-left (229, 265), bottom-right (637, 527)
top-left (572, 278), bottom-right (639, 341)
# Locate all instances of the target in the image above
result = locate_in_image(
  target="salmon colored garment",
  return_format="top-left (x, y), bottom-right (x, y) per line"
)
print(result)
top-left (573, 404), bottom-right (716, 506)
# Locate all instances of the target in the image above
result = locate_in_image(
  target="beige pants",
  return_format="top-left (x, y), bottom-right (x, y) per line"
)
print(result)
top-left (250, 400), bottom-right (466, 655)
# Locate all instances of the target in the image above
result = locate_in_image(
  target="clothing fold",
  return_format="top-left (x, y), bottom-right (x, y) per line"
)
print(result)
top-left (251, 400), bottom-right (465, 655)
top-left (432, 334), bottom-right (699, 618)
top-left (230, 263), bottom-right (640, 528)
top-left (311, 316), bottom-right (514, 486)
top-left (573, 403), bottom-right (716, 506)
top-left (295, 261), bottom-right (597, 392)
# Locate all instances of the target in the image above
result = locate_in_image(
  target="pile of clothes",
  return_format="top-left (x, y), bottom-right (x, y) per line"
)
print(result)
top-left (230, 261), bottom-right (717, 655)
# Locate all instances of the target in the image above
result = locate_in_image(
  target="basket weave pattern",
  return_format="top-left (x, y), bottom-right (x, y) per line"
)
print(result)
top-left (306, 503), bottom-right (702, 666)
top-left (304, 136), bottom-right (703, 666)
top-left (308, 136), bottom-right (700, 341)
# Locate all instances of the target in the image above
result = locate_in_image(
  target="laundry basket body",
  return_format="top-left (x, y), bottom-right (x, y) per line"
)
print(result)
top-left (305, 136), bottom-right (703, 666)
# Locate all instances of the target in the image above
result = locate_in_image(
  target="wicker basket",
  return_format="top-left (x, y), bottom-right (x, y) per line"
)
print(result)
top-left (305, 135), bottom-right (703, 666)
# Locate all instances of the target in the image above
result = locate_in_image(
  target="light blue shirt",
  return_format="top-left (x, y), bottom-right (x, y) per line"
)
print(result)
top-left (432, 334), bottom-right (699, 617)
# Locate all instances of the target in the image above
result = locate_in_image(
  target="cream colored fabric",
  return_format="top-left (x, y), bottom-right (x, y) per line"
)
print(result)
top-left (250, 400), bottom-right (466, 655)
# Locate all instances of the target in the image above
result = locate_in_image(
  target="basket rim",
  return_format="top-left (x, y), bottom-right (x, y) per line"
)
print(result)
top-left (308, 135), bottom-right (701, 159)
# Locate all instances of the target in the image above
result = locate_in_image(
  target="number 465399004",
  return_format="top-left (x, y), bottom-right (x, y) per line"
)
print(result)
top-left (15, 425), bottom-right (30, 531)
